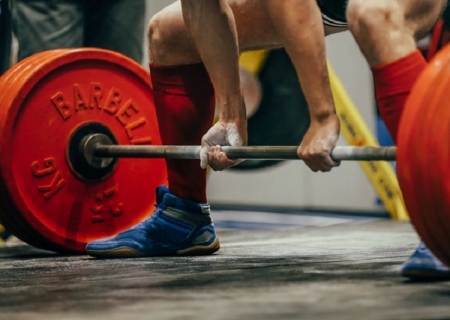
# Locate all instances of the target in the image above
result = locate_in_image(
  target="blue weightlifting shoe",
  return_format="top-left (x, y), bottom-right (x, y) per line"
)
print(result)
top-left (401, 241), bottom-right (450, 281)
top-left (86, 185), bottom-right (220, 258)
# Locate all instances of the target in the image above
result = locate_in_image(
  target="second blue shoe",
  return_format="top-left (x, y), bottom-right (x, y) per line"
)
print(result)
top-left (86, 186), bottom-right (220, 258)
top-left (401, 241), bottom-right (450, 281)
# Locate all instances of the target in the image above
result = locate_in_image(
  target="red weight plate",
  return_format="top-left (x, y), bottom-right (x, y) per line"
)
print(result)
top-left (398, 44), bottom-right (450, 267)
top-left (0, 51), bottom-right (80, 250)
top-left (0, 50), bottom-right (117, 250)
top-left (398, 47), bottom-right (449, 268)
top-left (412, 60), bottom-right (450, 266)
top-left (423, 55), bottom-right (450, 267)
top-left (0, 51), bottom-right (68, 246)
top-left (0, 48), bottom-right (167, 253)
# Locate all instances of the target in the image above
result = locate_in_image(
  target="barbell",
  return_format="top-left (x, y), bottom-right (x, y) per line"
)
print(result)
top-left (72, 133), bottom-right (396, 180)
top-left (0, 48), bottom-right (448, 268)
top-left (85, 134), bottom-right (397, 162)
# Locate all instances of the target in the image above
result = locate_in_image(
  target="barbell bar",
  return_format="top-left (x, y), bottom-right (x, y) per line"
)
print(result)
top-left (82, 133), bottom-right (397, 164)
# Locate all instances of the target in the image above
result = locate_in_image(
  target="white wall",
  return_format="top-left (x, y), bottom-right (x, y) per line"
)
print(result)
top-left (145, 1), bottom-right (384, 213)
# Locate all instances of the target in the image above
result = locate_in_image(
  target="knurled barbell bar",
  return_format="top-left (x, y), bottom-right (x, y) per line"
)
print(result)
top-left (79, 133), bottom-right (396, 167)
top-left (0, 47), bottom-right (449, 269)
top-left (69, 130), bottom-right (396, 181)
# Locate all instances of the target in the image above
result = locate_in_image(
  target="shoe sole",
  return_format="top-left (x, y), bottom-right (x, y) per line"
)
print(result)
top-left (177, 238), bottom-right (220, 255)
top-left (402, 269), bottom-right (450, 281)
top-left (87, 238), bottom-right (221, 258)
top-left (86, 247), bottom-right (147, 258)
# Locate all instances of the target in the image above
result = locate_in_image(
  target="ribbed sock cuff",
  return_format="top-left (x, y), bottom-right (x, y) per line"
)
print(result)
top-left (371, 49), bottom-right (427, 99)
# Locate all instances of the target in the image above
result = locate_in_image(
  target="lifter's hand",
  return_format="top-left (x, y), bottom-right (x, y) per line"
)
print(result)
top-left (298, 114), bottom-right (340, 172)
top-left (200, 120), bottom-right (247, 171)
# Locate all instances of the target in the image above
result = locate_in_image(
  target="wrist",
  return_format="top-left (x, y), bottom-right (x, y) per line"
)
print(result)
top-left (310, 108), bottom-right (338, 123)
top-left (218, 96), bottom-right (247, 121)
top-left (218, 116), bottom-right (248, 128)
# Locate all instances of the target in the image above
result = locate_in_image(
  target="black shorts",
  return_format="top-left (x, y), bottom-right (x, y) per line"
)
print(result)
top-left (317, 0), bottom-right (348, 28)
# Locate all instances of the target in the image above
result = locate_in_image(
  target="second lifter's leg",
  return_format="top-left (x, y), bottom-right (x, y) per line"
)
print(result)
top-left (347, 0), bottom-right (450, 280)
top-left (347, 0), bottom-right (445, 142)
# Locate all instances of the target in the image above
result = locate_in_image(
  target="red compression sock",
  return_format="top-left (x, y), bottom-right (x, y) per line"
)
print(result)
top-left (150, 63), bottom-right (215, 203)
top-left (371, 49), bottom-right (427, 143)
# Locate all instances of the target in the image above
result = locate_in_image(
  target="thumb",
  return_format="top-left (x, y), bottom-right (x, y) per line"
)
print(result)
top-left (200, 145), bottom-right (209, 169)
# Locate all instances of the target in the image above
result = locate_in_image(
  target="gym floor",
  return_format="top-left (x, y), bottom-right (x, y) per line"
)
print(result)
top-left (1, 210), bottom-right (450, 320)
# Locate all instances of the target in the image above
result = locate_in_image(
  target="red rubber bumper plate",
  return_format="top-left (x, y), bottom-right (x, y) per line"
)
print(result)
top-left (398, 44), bottom-right (450, 267)
top-left (0, 49), bottom-right (167, 253)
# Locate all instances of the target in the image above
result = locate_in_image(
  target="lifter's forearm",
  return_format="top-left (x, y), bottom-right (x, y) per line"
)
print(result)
top-left (266, 0), bottom-right (335, 121)
top-left (181, 0), bottom-right (245, 121)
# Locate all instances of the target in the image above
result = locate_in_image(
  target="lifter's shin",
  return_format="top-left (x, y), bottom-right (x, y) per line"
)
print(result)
top-left (372, 49), bottom-right (427, 143)
top-left (150, 63), bottom-right (215, 203)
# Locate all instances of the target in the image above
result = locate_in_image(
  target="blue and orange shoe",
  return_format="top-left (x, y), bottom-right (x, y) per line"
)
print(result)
top-left (401, 241), bottom-right (450, 281)
top-left (86, 186), bottom-right (220, 258)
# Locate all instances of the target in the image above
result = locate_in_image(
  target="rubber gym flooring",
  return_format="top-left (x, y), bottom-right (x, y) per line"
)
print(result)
top-left (1, 210), bottom-right (450, 320)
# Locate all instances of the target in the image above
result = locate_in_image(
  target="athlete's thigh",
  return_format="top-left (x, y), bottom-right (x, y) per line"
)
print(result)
top-left (235, 0), bottom-right (351, 49)
top-left (150, 0), bottom-right (282, 64)
top-left (223, 0), bottom-right (348, 49)
top-left (402, 0), bottom-right (446, 38)
top-left (347, 0), bottom-right (445, 39)
top-left (151, 0), bottom-right (348, 65)
top-left (230, 0), bottom-right (282, 52)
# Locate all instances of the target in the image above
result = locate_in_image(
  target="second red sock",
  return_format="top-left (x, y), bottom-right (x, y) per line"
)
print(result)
top-left (372, 49), bottom-right (427, 143)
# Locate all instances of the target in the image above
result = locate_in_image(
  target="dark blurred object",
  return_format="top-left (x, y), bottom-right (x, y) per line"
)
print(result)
top-left (0, 228), bottom-right (12, 241)
top-left (442, 4), bottom-right (450, 31)
top-left (232, 49), bottom-right (310, 171)
top-left (0, 0), bottom-right (12, 75)
top-left (11, 0), bottom-right (145, 63)
top-left (427, 5), bottom-right (450, 60)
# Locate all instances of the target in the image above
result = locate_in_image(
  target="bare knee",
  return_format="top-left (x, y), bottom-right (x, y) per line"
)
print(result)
top-left (347, 0), bottom-right (444, 40)
top-left (346, 0), bottom-right (420, 65)
top-left (147, 5), bottom-right (201, 65)
top-left (147, 12), bottom-right (167, 63)
top-left (147, 11), bottom-right (181, 64)
top-left (409, 0), bottom-right (447, 39)
top-left (347, 0), bottom-right (404, 40)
